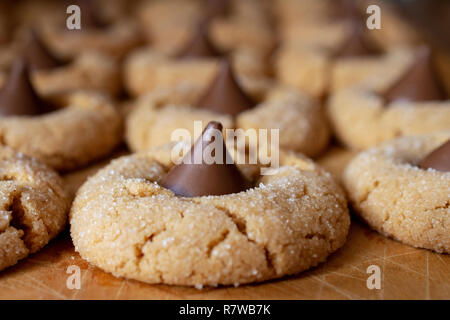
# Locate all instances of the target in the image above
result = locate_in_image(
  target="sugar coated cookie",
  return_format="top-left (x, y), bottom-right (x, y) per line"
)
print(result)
top-left (0, 147), bottom-right (69, 271)
top-left (126, 59), bottom-right (329, 157)
top-left (343, 132), bottom-right (450, 253)
top-left (71, 122), bottom-right (349, 286)
top-left (328, 47), bottom-right (450, 149)
top-left (0, 60), bottom-right (122, 171)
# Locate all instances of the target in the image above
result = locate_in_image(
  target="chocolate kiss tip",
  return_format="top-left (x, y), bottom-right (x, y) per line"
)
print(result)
top-left (204, 120), bottom-right (223, 131)
top-left (24, 29), bottom-right (64, 71)
top-left (418, 139), bottom-right (450, 172)
top-left (159, 121), bottom-right (251, 197)
top-left (177, 23), bottom-right (221, 59)
top-left (196, 59), bottom-right (254, 116)
top-left (384, 46), bottom-right (447, 104)
top-left (0, 59), bottom-right (49, 116)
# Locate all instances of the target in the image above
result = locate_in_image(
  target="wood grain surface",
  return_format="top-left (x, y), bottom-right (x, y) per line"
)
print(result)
top-left (0, 146), bottom-right (448, 300)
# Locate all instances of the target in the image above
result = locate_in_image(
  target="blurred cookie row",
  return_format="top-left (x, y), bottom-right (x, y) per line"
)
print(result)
top-left (0, 0), bottom-right (448, 169)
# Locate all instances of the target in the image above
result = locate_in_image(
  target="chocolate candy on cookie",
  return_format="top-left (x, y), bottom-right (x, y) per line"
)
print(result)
top-left (0, 59), bottom-right (52, 116)
top-left (177, 22), bottom-right (222, 59)
top-left (124, 41), bottom-right (269, 99)
top-left (125, 0), bottom-right (274, 98)
top-left (328, 46), bottom-right (450, 150)
top-left (0, 59), bottom-right (122, 171)
top-left (207, 0), bottom-right (275, 55)
top-left (0, 29), bottom-right (120, 99)
top-left (126, 59), bottom-right (329, 157)
top-left (274, 1), bottom-right (394, 98)
top-left (138, 0), bottom-right (273, 56)
top-left (196, 59), bottom-right (254, 116)
top-left (71, 121), bottom-right (349, 286)
top-left (160, 121), bottom-right (251, 197)
top-left (23, 29), bottom-right (66, 72)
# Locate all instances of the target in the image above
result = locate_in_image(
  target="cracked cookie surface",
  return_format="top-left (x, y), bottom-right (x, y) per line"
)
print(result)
top-left (0, 147), bottom-right (69, 271)
top-left (70, 146), bottom-right (350, 286)
top-left (343, 132), bottom-right (450, 253)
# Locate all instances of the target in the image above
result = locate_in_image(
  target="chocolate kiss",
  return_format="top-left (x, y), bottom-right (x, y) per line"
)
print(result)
top-left (418, 139), bottom-right (450, 172)
top-left (384, 47), bottom-right (447, 104)
top-left (196, 59), bottom-right (254, 116)
top-left (335, 22), bottom-right (380, 58)
top-left (177, 23), bottom-right (221, 59)
top-left (0, 59), bottom-right (52, 116)
top-left (159, 121), bottom-right (251, 197)
top-left (23, 29), bottom-right (65, 71)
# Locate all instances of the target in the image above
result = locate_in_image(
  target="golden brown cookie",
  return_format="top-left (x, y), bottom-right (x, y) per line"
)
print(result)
top-left (276, 0), bottom-right (421, 52)
top-left (329, 45), bottom-right (450, 149)
top-left (136, 0), bottom-right (274, 56)
top-left (70, 143), bottom-right (350, 286)
top-left (126, 85), bottom-right (234, 151)
top-left (274, 0), bottom-right (338, 32)
top-left (40, 18), bottom-right (141, 60)
top-left (0, 30), bottom-right (121, 99)
top-left (273, 1), bottom-right (419, 99)
top-left (328, 88), bottom-right (450, 150)
top-left (0, 91), bottom-right (122, 171)
top-left (209, 0), bottom-right (275, 55)
top-left (0, 147), bottom-right (69, 271)
top-left (123, 48), bottom-right (218, 97)
top-left (136, 0), bottom-right (204, 55)
top-left (275, 38), bottom-right (412, 99)
top-left (31, 51), bottom-right (121, 99)
top-left (317, 145), bottom-right (357, 182)
top-left (123, 46), bottom-right (270, 98)
top-left (343, 132), bottom-right (450, 253)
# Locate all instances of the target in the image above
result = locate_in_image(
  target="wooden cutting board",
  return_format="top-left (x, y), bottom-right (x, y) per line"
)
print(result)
top-left (0, 146), bottom-right (448, 300)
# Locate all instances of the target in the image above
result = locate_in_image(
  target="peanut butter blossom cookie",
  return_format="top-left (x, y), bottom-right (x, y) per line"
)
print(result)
top-left (124, 23), bottom-right (270, 98)
top-left (328, 47), bottom-right (450, 149)
top-left (274, 1), bottom-right (421, 99)
top-left (0, 29), bottom-right (120, 99)
top-left (126, 58), bottom-right (329, 157)
top-left (23, 29), bottom-right (120, 98)
top-left (136, 0), bottom-right (274, 56)
top-left (344, 132), bottom-right (450, 253)
top-left (0, 147), bottom-right (69, 271)
top-left (0, 59), bottom-right (122, 171)
top-left (71, 122), bottom-right (350, 286)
